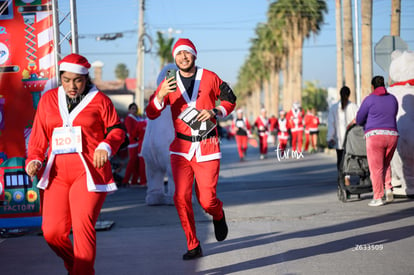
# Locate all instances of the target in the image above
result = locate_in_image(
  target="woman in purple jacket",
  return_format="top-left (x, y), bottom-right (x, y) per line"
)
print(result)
top-left (356, 76), bottom-right (399, 206)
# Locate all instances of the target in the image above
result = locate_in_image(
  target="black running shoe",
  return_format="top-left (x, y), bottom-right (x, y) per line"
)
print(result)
top-left (213, 210), bottom-right (228, 241)
top-left (182, 244), bottom-right (203, 260)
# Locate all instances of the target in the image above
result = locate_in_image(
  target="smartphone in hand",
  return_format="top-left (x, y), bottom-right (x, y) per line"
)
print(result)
top-left (166, 69), bottom-right (177, 90)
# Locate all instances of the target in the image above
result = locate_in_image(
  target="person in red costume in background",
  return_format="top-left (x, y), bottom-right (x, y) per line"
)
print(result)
top-left (136, 118), bottom-right (147, 186)
top-left (268, 114), bottom-right (278, 146)
top-left (122, 103), bottom-right (141, 187)
top-left (25, 54), bottom-right (125, 275)
top-left (254, 108), bottom-right (269, 160)
top-left (231, 108), bottom-right (251, 161)
top-left (304, 108), bottom-right (320, 153)
top-left (122, 103), bottom-right (147, 187)
top-left (286, 102), bottom-right (304, 152)
top-left (277, 110), bottom-right (289, 155)
top-left (146, 38), bottom-right (236, 260)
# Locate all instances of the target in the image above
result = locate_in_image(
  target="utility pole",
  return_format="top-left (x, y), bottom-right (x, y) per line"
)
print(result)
top-left (354, 0), bottom-right (361, 105)
top-left (135, 0), bottom-right (145, 111)
top-left (69, 0), bottom-right (79, 53)
top-left (51, 0), bottom-right (79, 87)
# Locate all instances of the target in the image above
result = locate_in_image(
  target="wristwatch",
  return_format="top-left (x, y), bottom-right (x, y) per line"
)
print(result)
top-left (212, 108), bottom-right (219, 118)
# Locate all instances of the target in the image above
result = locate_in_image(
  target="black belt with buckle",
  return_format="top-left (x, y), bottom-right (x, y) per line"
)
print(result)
top-left (176, 131), bottom-right (217, 142)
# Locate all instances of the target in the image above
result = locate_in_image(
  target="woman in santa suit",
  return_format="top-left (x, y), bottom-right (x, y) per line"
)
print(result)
top-left (254, 108), bottom-right (269, 160)
top-left (122, 103), bottom-right (141, 186)
top-left (25, 53), bottom-right (125, 275)
top-left (232, 108), bottom-right (251, 161)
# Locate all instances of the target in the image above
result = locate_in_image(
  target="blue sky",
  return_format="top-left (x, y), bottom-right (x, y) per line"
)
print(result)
top-left (63, 0), bottom-right (414, 89)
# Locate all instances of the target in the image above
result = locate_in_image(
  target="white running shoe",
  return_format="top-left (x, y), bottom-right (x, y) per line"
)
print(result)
top-left (385, 189), bottom-right (394, 203)
top-left (368, 199), bottom-right (384, 207)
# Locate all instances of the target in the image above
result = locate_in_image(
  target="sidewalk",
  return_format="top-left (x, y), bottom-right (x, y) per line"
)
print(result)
top-left (1, 139), bottom-right (413, 274)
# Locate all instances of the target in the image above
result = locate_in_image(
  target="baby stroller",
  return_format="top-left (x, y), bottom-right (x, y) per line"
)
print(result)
top-left (337, 124), bottom-right (372, 202)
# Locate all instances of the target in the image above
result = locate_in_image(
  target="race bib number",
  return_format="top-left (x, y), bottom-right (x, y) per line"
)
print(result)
top-left (236, 121), bottom-right (244, 128)
top-left (52, 126), bottom-right (82, 154)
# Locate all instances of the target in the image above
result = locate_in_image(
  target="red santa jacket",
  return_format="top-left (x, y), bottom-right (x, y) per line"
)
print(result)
top-left (304, 112), bottom-right (320, 133)
top-left (268, 117), bottom-right (278, 132)
top-left (231, 117), bottom-right (251, 136)
top-left (254, 116), bottom-right (269, 136)
top-left (146, 67), bottom-right (236, 162)
top-left (277, 118), bottom-right (289, 140)
top-left (124, 113), bottom-right (141, 147)
top-left (25, 86), bottom-right (125, 192)
top-left (286, 108), bottom-right (304, 132)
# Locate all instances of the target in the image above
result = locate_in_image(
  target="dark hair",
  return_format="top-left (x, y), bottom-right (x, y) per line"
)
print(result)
top-left (371, 75), bottom-right (385, 89)
top-left (339, 86), bottom-right (351, 110)
top-left (128, 103), bottom-right (138, 110)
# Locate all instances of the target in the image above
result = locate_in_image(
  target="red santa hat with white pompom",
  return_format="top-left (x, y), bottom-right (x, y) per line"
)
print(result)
top-left (172, 38), bottom-right (197, 59)
top-left (58, 53), bottom-right (91, 75)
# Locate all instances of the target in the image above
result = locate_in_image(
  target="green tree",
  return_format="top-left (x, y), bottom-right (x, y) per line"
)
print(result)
top-left (156, 31), bottom-right (174, 70)
top-left (301, 81), bottom-right (328, 112)
top-left (268, 0), bottom-right (327, 109)
top-left (115, 63), bottom-right (129, 80)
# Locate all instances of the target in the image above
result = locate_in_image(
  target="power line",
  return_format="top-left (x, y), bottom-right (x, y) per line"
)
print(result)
top-left (81, 38), bottom-right (414, 56)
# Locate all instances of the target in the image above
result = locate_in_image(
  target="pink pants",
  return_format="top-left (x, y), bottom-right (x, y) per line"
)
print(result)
top-left (366, 134), bottom-right (398, 200)
top-left (42, 155), bottom-right (107, 275)
top-left (171, 154), bottom-right (223, 250)
top-left (291, 130), bottom-right (303, 152)
top-left (235, 135), bottom-right (248, 158)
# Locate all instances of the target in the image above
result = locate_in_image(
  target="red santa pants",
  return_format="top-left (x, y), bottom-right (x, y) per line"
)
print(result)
top-left (123, 145), bottom-right (139, 184)
top-left (138, 156), bottom-right (147, 185)
top-left (258, 134), bottom-right (268, 155)
top-left (291, 130), bottom-right (303, 152)
top-left (278, 136), bottom-right (288, 153)
top-left (42, 155), bottom-right (107, 275)
top-left (235, 135), bottom-right (248, 158)
top-left (171, 154), bottom-right (223, 250)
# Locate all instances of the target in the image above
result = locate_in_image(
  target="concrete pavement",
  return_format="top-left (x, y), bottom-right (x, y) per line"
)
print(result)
top-left (1, 139), bottom-right (413, 275)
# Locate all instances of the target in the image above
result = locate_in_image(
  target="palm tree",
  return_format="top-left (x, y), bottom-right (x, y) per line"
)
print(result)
top-left (156, 31), bottom-right (174, 70)
top-left (342, 0), bottom-right (356, 103)
top-left (115, 63), bottom-right (129, 80)
top-left (361, 0), bottom-right (373, 100)
top-left (391, 0), bottom-right (401, 36)
top-left (268, 0), bottom-right (327, 110)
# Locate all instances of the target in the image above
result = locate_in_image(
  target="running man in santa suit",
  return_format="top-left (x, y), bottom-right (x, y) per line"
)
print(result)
top-left (286, 102), bottom-right (305, 152)
top-left (231, 108), bottom-right (251, 161)
top-left (268, 114), bottom-right (278, 146)
top-left (25, 54), bottom-right (125, 275)
top-left (146, 38), bottom-right (237, 260)
top-left (277, 110), bottom-right (289, 155)
top-left (254, 108), bottom-right (270, 159)
top-left (304, 108), bottom-right (320, 153)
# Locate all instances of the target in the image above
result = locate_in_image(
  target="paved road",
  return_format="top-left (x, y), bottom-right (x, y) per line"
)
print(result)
top-left (1, 139), bottom-right (413, 275)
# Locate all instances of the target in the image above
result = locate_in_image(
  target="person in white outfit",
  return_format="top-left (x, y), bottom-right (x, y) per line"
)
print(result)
top-left (387, 50), bottom-right (414, 197)
top-left (327, 86), bottom-right (359, 185)
top-left (141, 64), bottom-right (177, 205)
